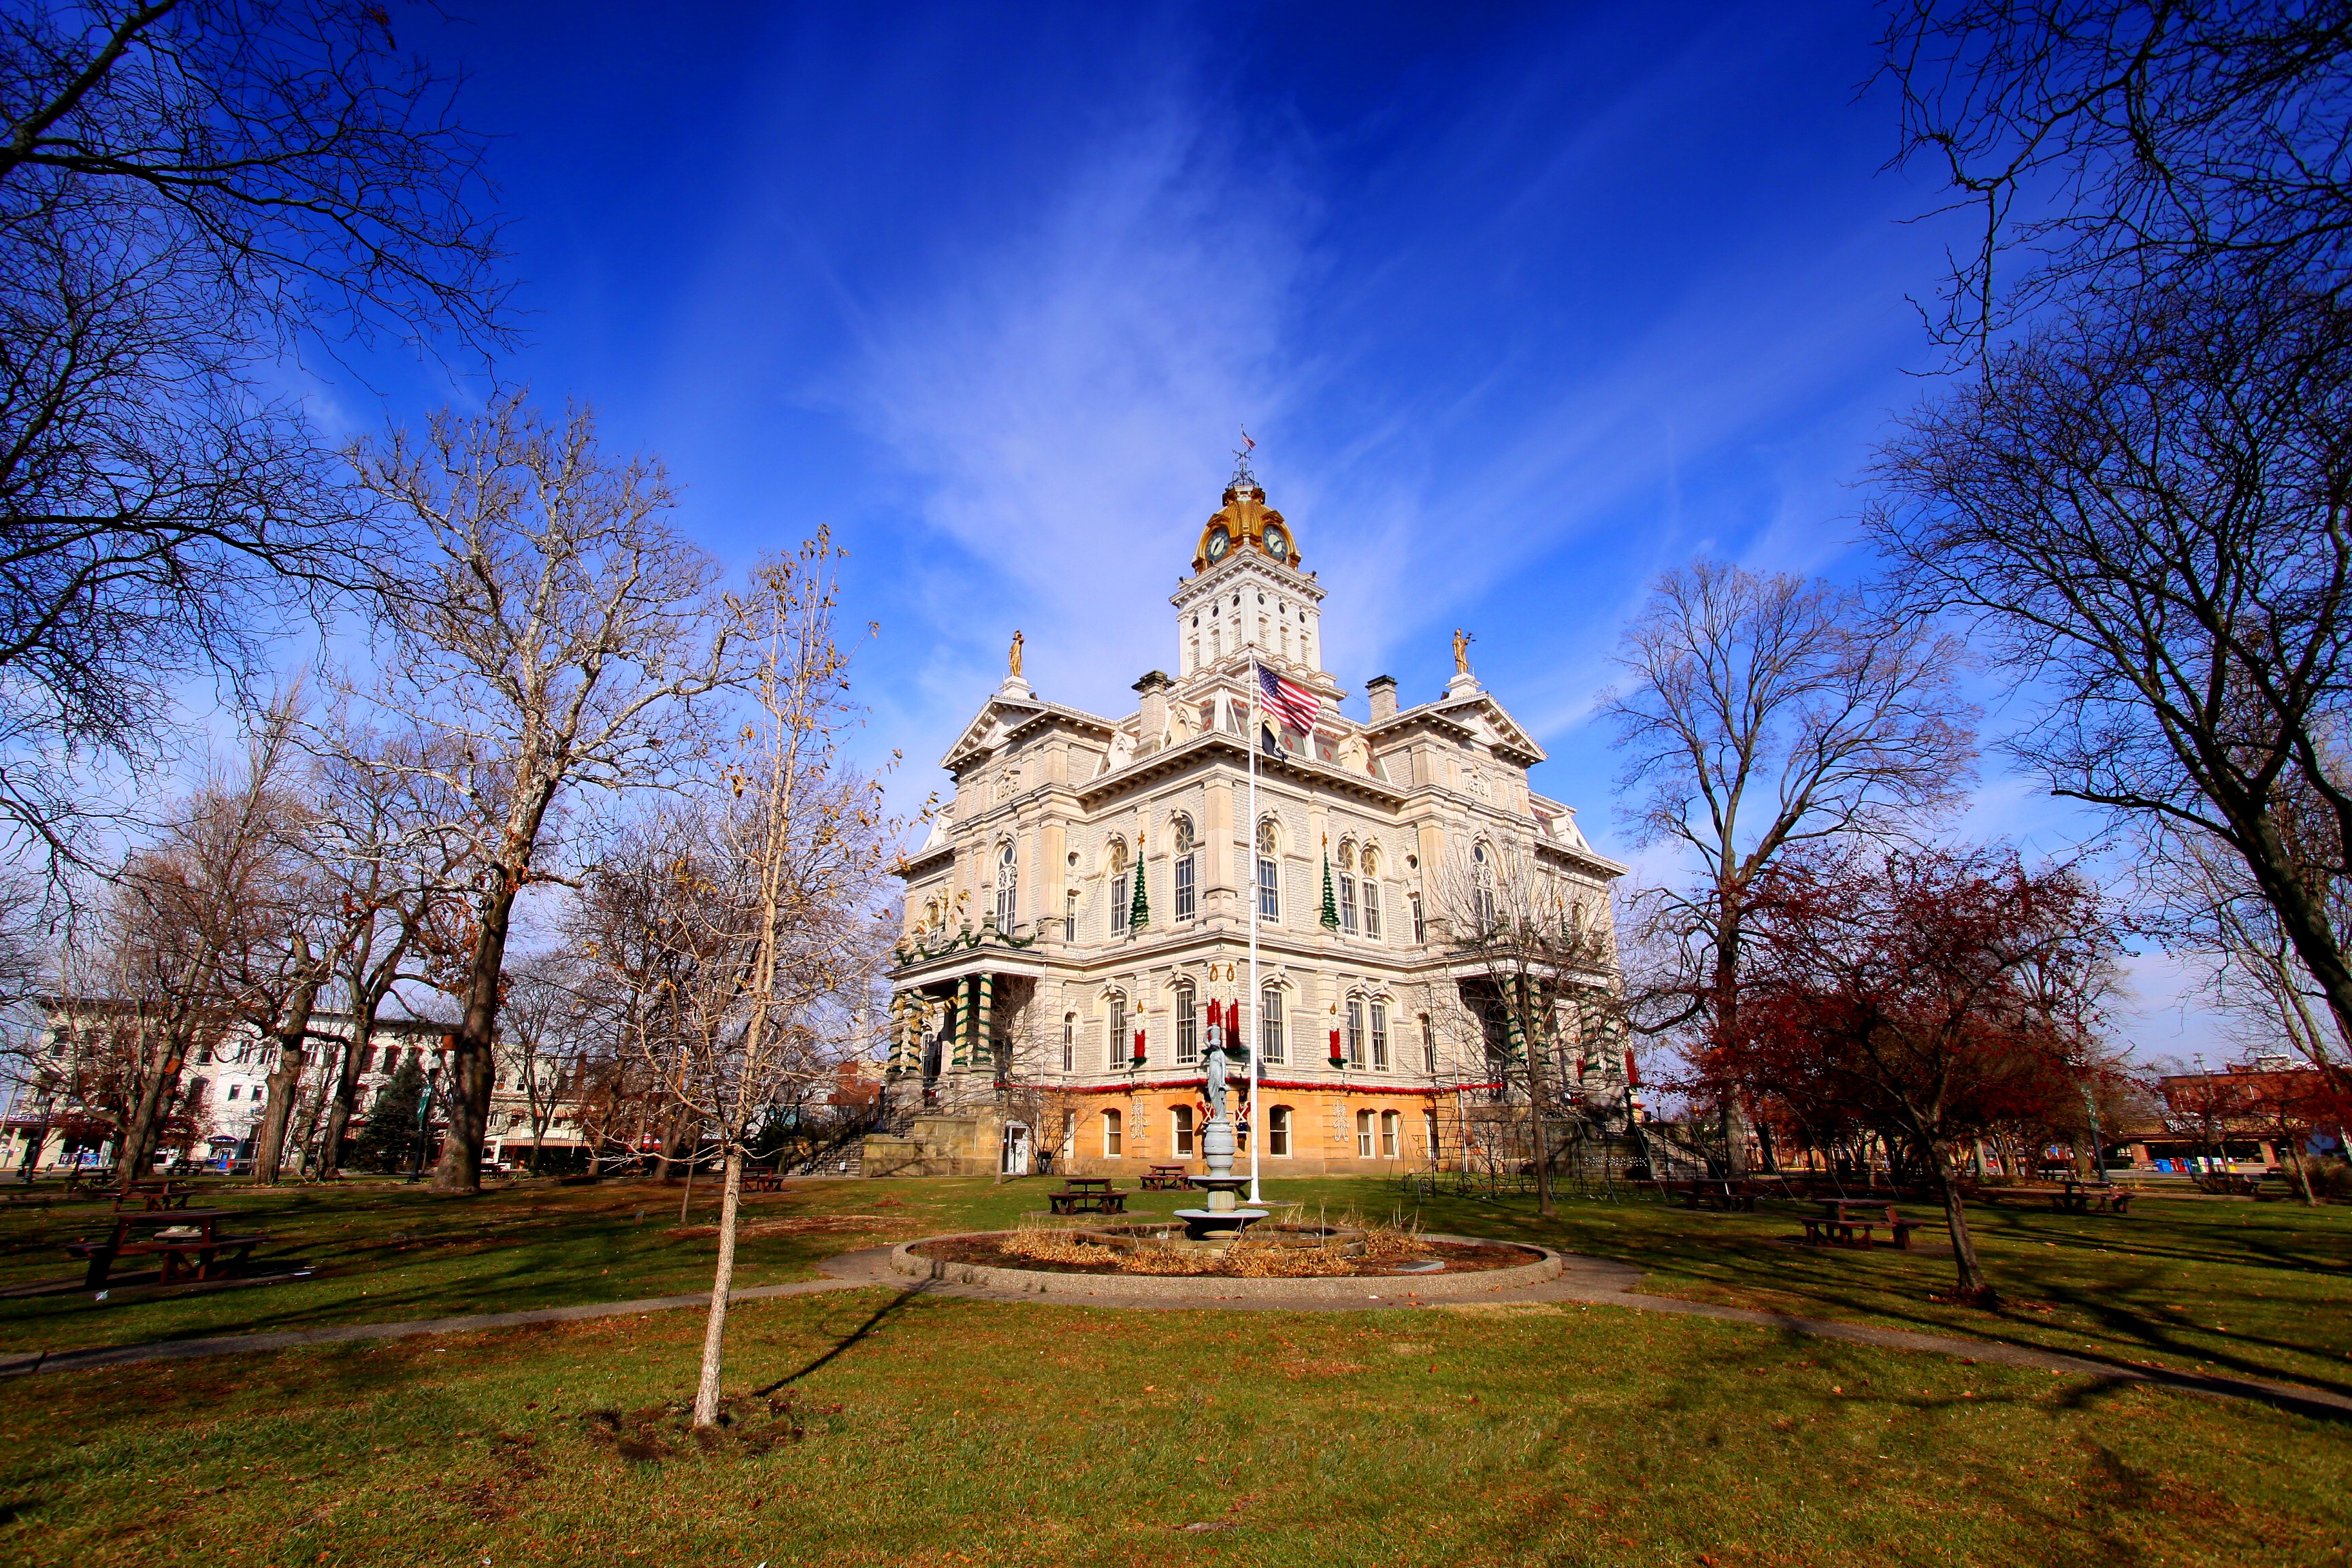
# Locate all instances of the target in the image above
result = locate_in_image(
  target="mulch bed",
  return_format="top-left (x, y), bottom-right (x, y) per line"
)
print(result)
top-left (910, 1232), bottom-right (1539, 1277)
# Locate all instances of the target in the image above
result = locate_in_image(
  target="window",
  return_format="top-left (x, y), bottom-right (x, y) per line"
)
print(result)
top-left (995, 842), bottom-right (1018, 928)
top-left (1173, 816), bottom-right (1197, 922)
top-left (1362, 845), bottom-right (1380, 877)
top-left (1422, 1015), bottom-right (1437, 1074)
top-left (1176, 985), bottom-right (1198, 1065)
top-left (1172, 1105), bottom-right (1195, 1157)
top-left (1424, 1109), bottom-right (1441, 1160)
top-left (1371, 1003), bottom-right (1389, 1071)
top-left (1410, 892), bottom-right (1426, 944)
top-left (1260, 987), bottom-right (1285, 1064)
top-left (1107, 995), bottom-right (1127, 1071)
top-left (1064, 890), bottom-right (1079, 941)
top-left (1269, 1105), bottom-right (1292, 1157)
top-left (252, 1085), bottom-right (265, 1105)
top-left (195, 1045), bottom-right (213, 1066)
top-left (1345, 999), bottom-right (1365, 1067)
top-left (1473, 844), bottom-right (1498, 930)
top-left (1362, 880), bottom-right (1381, 941)
top-left (1102, 1109), bottom-right (1123, 1158)
top-left (1109, 842), bottom-right (1130, 936)
top-left (1339, 872), bottom-right (1357, 934)
top-left (227, 1084), bottom-right (242, 1101)
top-left (1062, 1013), bottom-right (1075, 1075)
top-left (1256, 820), bottom-right (1279, 920)
top-left (1356, 1109), bottom-right (1375, 1158)
top-left (1380, 1110), bottom-right (1399, 1158)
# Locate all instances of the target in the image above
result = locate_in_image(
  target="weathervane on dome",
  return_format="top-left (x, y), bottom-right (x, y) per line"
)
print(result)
top-left (1230, 425), bottom-right (1260, 488)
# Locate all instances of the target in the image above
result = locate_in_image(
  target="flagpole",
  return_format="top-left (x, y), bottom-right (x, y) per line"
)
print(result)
top-left (1247, 664), bottom-right (1262, 1206)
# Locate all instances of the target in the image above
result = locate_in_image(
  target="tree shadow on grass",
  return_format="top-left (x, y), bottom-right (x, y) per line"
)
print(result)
top-left (751, 1283), bottom-right (936, 1396)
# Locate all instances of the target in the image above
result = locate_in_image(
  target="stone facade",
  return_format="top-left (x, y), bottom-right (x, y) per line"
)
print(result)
top-left (870, 473), bottom-right (1628, 1180)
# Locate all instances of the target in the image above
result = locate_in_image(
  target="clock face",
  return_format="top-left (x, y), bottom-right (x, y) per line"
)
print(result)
top-left (1264, 525), bottom-right (1289, 559)
top-left (1206, 527), bottom-right (1231, 561)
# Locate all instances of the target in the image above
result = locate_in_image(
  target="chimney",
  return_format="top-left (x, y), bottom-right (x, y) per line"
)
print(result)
top-left (1366, 674), bottom-right (1399, 723)
top-left (1134, 670), bottom-right (1171, 749)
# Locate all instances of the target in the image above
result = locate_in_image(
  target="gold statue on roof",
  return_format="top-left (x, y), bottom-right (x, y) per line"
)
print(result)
top-left (1453, 627), bottom-right (1472, 675)
top-left (1009, 630), bottom-right (1024, 678)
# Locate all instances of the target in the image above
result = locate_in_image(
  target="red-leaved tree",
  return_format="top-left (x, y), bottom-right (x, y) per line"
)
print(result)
top-left (1714, 845), bottom-right (2120, 1305)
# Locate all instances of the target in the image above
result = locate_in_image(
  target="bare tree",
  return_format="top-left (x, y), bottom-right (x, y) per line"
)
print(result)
top-left (1602, 560), bottom-right (1976, 1168)
top-left (500, 953), bottom-right (591, 1174)
top-left (612, 536), bottom-right (896, 1427)
top-left (1872, 276), bottom-right (2352, 1071)
top-left (1424, 836), bottom-right (1618, 1217)
top-left (0, 0), bottom-right (508, 864)
top-left (350, 393), bottom-right (741, 1194)
top-left (1880, 1), bottom-right (2352, 354)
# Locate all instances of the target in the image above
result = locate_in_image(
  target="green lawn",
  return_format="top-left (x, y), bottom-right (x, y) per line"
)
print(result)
top-left (1, 1175), bottom-right (2347, 1401)
top-left (3, 1175), bottom-right (2349, 1565)
top-left (3, 1278), bottom-right (2342, 1567)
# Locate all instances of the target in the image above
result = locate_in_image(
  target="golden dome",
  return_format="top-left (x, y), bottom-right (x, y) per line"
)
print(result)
top-left (1192, 481), bottom-right (1300, 574)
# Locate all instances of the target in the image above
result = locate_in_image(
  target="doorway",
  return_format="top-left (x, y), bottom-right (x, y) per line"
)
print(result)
top-left (1000, 1121), bottom-right (1032, 1177)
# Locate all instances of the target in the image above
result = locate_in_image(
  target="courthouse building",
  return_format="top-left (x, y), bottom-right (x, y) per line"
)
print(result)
top-left (866, 470), bottom-right (1628, 1177)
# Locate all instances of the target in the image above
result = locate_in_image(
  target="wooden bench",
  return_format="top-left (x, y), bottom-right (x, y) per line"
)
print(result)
top-left (1796, 1205), bottom-right (1925, 1250)
top-left (1047, 1188), bottom-right (1128, 1215)
top-left (1139, 1165), bottom-right (1190, 1192)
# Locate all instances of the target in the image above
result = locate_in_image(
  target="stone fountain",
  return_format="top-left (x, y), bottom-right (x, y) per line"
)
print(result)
top-left (1173, 1032), bottom-right (1266, 1246)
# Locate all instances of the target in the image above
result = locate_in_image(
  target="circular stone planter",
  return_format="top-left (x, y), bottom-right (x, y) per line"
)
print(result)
top-left (888, 1231), bottom-right (1567, 1303)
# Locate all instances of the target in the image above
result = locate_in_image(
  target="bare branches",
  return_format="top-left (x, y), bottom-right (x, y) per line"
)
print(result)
top-left (1880, 1), bottom-right (2352, 352)
top-left (348, 393), bottom-right (741, 1193)
top-left (0, 0), bottom-right (508, 865)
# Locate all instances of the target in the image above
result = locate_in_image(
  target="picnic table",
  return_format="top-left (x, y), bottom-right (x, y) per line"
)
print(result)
top-left (741, 1172), bottom-right (788, 1194)
top-left (65, 1209), bottom-right (270, 1289)
top-left (2192, 1173), bottom-right (2264, 1198)
top-left (1139, 1164), bottom-right (1191, 1192)
top-left (108, 1179), bottom-right (197, 1211)
top-left (1975, 1182), bottom-right (2135, 1214)
top-left (1047, 1177), bottom-right (1127, 1216)
top-left (1661, 1179), bottom-right (1761, 1212)
top-left (1796, 1199), bottom-right (1925, 1250)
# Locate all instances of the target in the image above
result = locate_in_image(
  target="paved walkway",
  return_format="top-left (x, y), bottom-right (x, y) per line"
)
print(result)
top-left (3, 1244), bottom-right (2346, 1423)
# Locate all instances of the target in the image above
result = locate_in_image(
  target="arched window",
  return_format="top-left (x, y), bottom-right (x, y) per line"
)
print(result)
top-left (1361, 845), bottom-right (1380, 877)
top-left (1370, 1002), bottom-right (1389, 1071)
top-left (1109, 840), bottom-right (1131, 936)
top-left (1171, 1104), bottom-right (1194, 1158)
top-left (1102, 1109), bottom-right (1123, 1158)
top-left (1345, 998), bottom-right (1365, 1067)
top-left (1260, 985), bottom-right (1285, 1064)
top-left (1355, 1109), bottom-right (1375, 1158)
top-left (1472, 843), bottom-right (1498, 930)
top-left (994, 842), bottom-right (1017, 929)
top-left (1107, 994), bottom-right (1127, 1071)
top-left (1337, 840), bottom-right (1356, 872)
top-left (1269, 1105), bottom-right (1292, 1157)
top-left (1338, 842), bottom-right (1358, 934)
top-left (1175, 983), bottom-right (1198, 1064)
top-left (1172, 815), bottom-right (1197, 922)
top-left (1062, 1013), bottom-right (1075, 1075)
top-left (1256, 819), bottom-right (1280, 921)
top-left (1379, 1110), bottom-right (1400, 1158)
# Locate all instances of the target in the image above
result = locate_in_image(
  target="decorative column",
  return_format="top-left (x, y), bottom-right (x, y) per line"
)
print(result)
top-left (951, 977), bottom-right (973, 1069)
top-left (975, 973), bottom-right (996, 1083)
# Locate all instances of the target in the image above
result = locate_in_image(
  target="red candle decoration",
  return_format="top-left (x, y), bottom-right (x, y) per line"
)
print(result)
top-left (1328, 1028), bottom-right (1343, 1066)
top-left (1132, 1028), bottom-right (1147, 1064)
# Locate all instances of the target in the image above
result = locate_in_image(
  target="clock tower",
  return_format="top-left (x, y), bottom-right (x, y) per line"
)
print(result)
top-left (1173, 477), bottom-right (1328, 683)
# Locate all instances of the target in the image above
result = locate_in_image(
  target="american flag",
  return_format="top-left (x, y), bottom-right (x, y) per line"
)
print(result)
top-left (1257, 664), bottom-right (1321, 734)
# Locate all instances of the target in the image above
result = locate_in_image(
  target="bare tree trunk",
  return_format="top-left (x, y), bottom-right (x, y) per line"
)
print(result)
top-left (692, 1145), bottom-right (745, 1427)
top-left (120, 1022), bottom-right (191, 1179)
top-left (1525, 993), bottom-right (1555, 1220)
top-left (252, 962), bottom-right (328, 1184)
top-left (291, 1041), bottom-right (340, 1179)
top-left (1931, 1143), bottom-right (1995, 1306)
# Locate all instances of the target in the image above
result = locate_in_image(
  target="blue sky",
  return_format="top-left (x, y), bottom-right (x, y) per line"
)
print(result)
top-left (327, 0), bottom-right (2223, 1060)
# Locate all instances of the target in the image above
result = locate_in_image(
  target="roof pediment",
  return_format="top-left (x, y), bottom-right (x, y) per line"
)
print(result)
top-left (1371, 688), bottom-right (1547, 766)
top-left (939, 689), bottom-right (1117, 770)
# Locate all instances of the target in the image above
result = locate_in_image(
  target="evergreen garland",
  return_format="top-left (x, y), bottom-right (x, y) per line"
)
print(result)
top-left (1129, 861), bottom-right (1149, 928)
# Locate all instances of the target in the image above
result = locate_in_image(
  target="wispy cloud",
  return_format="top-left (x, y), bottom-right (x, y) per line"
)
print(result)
top-left (841, 95), bottom-right (1311, 727)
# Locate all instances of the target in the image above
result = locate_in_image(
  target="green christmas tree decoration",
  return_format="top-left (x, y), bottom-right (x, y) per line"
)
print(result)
top-left (1129, 861), bottom-right (1149, 929)
top-left (1320, 851), bottom-right (1340, 931)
